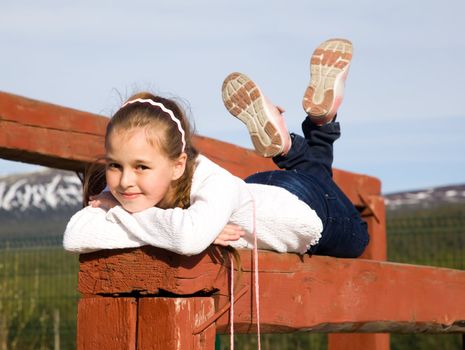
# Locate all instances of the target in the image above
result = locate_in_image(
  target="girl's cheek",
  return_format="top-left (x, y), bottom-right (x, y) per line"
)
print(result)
top-left (106, 174), bottom-right (118, 191)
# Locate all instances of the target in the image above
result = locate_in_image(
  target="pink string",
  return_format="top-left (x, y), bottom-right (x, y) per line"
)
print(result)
top-left (230, 191), bottom-right (261, 350)
top-left (230, 258), bottom-right (234, 350)
top-left (251, 195), bottom-right (261, 350)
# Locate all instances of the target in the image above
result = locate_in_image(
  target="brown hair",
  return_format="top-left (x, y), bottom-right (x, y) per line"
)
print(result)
top-left (83, 92), bottom-right (198, 209)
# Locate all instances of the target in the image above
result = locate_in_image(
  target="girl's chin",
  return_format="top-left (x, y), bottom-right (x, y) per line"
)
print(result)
top-left (121, 202), bottom-right (156, 213)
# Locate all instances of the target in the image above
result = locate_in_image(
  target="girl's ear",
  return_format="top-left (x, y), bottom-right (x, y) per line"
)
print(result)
top-left (171, 152), bottom-right (187, 181)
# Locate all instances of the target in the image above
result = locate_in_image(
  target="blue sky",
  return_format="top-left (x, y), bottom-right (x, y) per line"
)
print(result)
top-left (1, 0), bottom-right (464, 194)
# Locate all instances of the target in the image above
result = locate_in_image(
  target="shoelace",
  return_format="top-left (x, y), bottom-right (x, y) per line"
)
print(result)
top-left (230, 257), bottom-right (234, 349)
top-left (230, 191), bottom-right (261, 350)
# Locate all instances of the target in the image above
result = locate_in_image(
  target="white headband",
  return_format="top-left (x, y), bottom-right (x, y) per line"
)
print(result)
top-left (121, 98), bottom-right (186, 152)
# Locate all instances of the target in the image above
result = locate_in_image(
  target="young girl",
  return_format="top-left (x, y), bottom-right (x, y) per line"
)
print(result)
top-left (63, 38), bottom-right (368, 259)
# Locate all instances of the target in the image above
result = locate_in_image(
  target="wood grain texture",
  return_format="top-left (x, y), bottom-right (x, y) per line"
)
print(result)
top-left (78, 247), bottom-right (465, 334)
top-left (329, 333), bottom-right (390, 350)
top-left (329, 195), bottom-right (389, 349)
top-left (138, 298), bottom-right (215, 350)
top-left (77, 297), bottom-right (137, 350)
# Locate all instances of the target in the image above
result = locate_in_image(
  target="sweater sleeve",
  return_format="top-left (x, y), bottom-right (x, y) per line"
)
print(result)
top-left (63, 206), bottom-right (146, 253)
top-left (103, 171), bottom-right (244, 255)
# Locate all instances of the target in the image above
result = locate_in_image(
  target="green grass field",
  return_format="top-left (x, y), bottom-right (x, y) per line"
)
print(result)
top-left (0, 245), bottom-right (79, 349)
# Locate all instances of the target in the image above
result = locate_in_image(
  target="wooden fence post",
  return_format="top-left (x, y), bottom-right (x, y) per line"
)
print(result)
top-left (328, 195), bottom-right (390, 350)
top-left (138, 297), bottom-right (216, 350)
top-left (77, 297), bottom-right (138, 350)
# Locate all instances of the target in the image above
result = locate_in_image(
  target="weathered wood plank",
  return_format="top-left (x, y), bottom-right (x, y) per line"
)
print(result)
top-left (0, 119), bottom-right (106, 170)
top-left (78, 246), bottom-right (224, 296)
top-left (0, 92), bottom-right (108, 170)
top-left (0, 91), bottom-right (380, 206)
top-left (138, 298), bottom-right (216, 349)
top-left (77, 297), bottom-right (137, 350)
top-left (78, 247), bottom-right (465, 334)
top-left (329, 334), bottom-right (390, 350)
top-left (330, 195), bottom-right (390, 349)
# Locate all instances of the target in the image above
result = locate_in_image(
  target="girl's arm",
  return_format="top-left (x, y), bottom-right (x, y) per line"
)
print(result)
top-left (64, 170), bottom-right (244, 255)
top-left (63, 206), bottom-right (146, 253)
top-left (104, 174), bottom-right (243, 255)
top-left (63, 209), bottom-right (245, 253)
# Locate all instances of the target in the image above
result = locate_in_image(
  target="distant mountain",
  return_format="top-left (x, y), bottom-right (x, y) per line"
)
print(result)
top-left (384, 184), bottom-right (465, 211)
top-left (0, 169), bottom-right (82, 212)
top-left (1, 169), bottom-right (464, 239)
top-left (0, 169), bottom-right (82, 239)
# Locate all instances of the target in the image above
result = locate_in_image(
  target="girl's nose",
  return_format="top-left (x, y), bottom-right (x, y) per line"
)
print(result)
top-left (119, 169), bottom-right (135, 188)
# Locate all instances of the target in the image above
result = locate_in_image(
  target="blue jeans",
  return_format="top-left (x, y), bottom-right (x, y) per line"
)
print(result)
top-left (245, 118), bottom-right (369, 258)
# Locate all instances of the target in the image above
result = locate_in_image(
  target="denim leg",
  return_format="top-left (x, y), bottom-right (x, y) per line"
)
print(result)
top-left (245, 116), bottom-right (369, 258)
top-left (244, 170), bottom-right (369, 258)
top-left (273, 118), bottom-right (341, 179)
top-left (309, 183), bottom-right (369, 258)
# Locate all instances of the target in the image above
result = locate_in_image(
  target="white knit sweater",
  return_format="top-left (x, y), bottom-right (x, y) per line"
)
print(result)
top-left (63, 155), bottom-right (322, 255)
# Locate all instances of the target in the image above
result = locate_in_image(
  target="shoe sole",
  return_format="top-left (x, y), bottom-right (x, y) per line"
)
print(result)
top-left (222, 72), bottom-right (284, 157)
top-left (302, 38), bottom-right (353, 120)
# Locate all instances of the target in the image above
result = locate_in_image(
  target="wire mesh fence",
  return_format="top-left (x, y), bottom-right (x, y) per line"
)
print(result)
top-left (0, 210), bottom-right (463, 349)
top-left (386, 209), bottom-right (465, 350)
top-left (0, 237), bottom-right (79, 350)
top-left (387, 209), bottom-right (465, 269)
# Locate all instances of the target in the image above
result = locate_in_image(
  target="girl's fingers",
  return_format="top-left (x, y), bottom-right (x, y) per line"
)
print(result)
top-left (213, 239), bottom-right (230, 247)
top-left (229, 228), bottom-right (246, 237)
top-left (218, 231), bottom-right (242, 241)
top-left (214, 224), bottom-right (246, 247)
top-left (225, 224), bottom-right (246, 235)
top-left (88, 200), bottom-right (99, 207)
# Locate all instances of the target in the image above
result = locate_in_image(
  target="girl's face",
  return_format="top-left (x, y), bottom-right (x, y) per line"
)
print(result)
top-left (105, 127), bottom-right (186, 213)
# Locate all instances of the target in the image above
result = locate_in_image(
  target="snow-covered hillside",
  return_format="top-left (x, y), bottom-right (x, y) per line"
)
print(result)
top-left (0, 170), bottom-right (82, 212)
top-left (384, 184), bottom-right (465, 210)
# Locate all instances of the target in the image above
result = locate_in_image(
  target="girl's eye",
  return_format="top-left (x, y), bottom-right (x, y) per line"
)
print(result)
top-left (137, 165), bottom-right (150, 170)
top-left (107, 163), bottom-right (121, 169)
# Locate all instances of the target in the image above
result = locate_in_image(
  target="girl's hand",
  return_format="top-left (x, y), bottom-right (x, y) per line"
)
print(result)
top-left (214, 224), bottom-right (246, 247)
top-left (89, 192), bottom-right (119, 210)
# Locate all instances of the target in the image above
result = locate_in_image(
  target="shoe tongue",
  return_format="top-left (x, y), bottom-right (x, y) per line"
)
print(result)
top-left (262, 95), bottom-right (282, 116)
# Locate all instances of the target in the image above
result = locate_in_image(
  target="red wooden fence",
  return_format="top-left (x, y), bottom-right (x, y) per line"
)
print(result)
top-left (1, 91), bottom-right (464, 350)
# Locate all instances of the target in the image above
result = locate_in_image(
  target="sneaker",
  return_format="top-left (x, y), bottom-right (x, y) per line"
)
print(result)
top-left (222, 72), bottom-right (291, 157)
top-left (302, 38), bottom-right (353, 125)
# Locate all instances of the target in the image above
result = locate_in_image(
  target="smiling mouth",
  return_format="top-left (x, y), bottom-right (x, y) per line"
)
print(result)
top-left (120, 192), bottom-right (141, 199)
